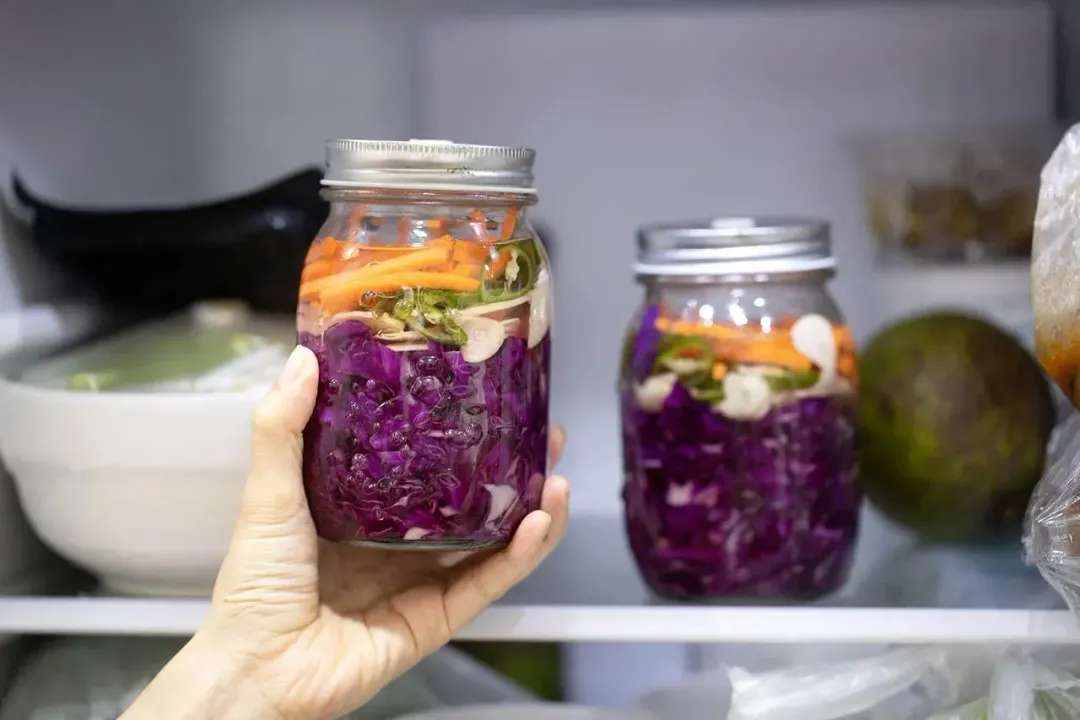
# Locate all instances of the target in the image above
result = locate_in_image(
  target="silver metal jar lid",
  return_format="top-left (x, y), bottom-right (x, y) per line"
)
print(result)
top-left (634, 217), bottom-right (836, 277)
top-left (322, 139), bottom-right (537, 194)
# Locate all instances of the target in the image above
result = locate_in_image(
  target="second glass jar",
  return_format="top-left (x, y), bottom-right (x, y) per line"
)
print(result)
top-left (620, 218), bottom-right (860, 601)
top-left (298, 139), bottom-right (552, 550)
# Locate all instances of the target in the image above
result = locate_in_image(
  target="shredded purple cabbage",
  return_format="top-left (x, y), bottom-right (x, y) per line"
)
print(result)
top-left (301, 319), bottom-right (550, 548)
top-left (629, 305), bottom-right (663, 383)
top-left (621, 312), bottom-right (860, 601)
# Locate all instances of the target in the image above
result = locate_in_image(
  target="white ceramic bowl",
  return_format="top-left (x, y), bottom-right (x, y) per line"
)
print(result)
top-left (0, 380), bottom-right (263, 596)
top-left (396, 704), bottom-right (650, 720)
top-left (0, 301), bottom-right (115, 591)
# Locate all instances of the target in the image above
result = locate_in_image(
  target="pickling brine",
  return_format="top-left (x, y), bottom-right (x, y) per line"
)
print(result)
top-left (299, 140), bottom-right (552, 550)
top-left (621, 219), bottom-right (861, 601)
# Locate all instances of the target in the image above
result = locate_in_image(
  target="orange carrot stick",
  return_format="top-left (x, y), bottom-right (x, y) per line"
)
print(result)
top-left (838, 354), bottom-right (857, 379)
top-left (451, 262), bottom-right (484, 279)
top-left (300, 259), bottom-right (336, 284)
top-left (468, 210), bottom-right (491, 241)
top-left (500, 207), bottom-right (518, 241)
top-left (450, 240), bottom-right (491, 264)
top-left (485, 250), bottom-right (512, 280)
top-left (319, 272), bottom-right (481, 314)
top-left (657, 318), bottom-right (745, 340)
top-left (306, 237), bottom-right (339, 264)
top-left (712, 339), bottom-right (815, 372)
top-left (299, 246), bottom-right (452, 297)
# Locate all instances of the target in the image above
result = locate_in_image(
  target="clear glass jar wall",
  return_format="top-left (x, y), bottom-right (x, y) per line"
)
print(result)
top-left (298, 140), bottom-right (552, 550)
top-left (620, 218), bottom-right (860, 600)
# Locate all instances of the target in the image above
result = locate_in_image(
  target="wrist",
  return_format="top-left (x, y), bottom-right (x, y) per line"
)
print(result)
top-left (123, 630), bottom-right (283, 720)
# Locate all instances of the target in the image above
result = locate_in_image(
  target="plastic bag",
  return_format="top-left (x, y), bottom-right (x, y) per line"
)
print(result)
top-left (727, 647), bottom-right (984, 720)
top-left (635, 646), bottom-right (994, 720)
top-left (1032, 123), bottom-right (1080, 408)
top-left (1024, 406), bottom-right (1080, 616)
top-left (930, 651), bottom-right (1080, 720)
top-left (0, 636), bottom-right (537, 720)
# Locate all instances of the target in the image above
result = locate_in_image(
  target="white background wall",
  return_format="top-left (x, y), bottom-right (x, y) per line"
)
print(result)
top-left (0, 0), bottom-right (1061, 708)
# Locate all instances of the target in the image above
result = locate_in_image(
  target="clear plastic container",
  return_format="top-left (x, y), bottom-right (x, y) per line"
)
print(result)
top-left (855, 127), bottom-right (1056, 263)
top-left (297, 139), bottom-right (553, 550)
top-left (18, 301), bottom-right (294, 393)
top-left (619, 218), bottom-right (860, 601)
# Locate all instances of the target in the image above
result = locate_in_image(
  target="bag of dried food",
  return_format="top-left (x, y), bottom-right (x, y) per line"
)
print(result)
top-left (1025, 123), bottom-right (1080, 616)
top-left (1032, 123), bottom-right (1080, 408)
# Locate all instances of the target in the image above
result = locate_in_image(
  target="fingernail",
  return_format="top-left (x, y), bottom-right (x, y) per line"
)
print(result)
top-left (279, 346), bottom-right (308, 387)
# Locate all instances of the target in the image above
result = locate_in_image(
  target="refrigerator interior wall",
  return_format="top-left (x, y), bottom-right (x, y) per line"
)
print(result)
top-left (420, 0), bottom-right (1053, 514)
top-left (0, 0), bottom-right (415, 209)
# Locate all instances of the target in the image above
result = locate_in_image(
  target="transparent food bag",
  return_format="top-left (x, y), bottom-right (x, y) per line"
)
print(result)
top-left (635, 646), bottom-right (994, 720)
top-left (1032, 123), bottom-right (1080, 408)
top-left (930, 651), bottom-right (1080, 720)
top-left (1024, 406), bottom-right (1080, 615)
top-left (726, 647), bottom-right (988, 720)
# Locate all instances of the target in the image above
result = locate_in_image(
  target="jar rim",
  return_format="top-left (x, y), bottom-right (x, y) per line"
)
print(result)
top-left (635, 217), bottom-right (835, 276)
top-left (322, 139), bottom-right (538, 195)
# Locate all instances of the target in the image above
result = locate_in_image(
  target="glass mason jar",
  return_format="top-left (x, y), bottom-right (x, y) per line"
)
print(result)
top-left (619, 218), bottom-right (860, 601)
top-left (298, 139), bottom-right (552, 550)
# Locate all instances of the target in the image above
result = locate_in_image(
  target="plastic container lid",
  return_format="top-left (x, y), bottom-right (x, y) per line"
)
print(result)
top-left (322, 139), bottom-right (537, 194)
top-left (16, 302), bottom-right (295, 394)
top-left (635, 217), bottom-right (835, 277)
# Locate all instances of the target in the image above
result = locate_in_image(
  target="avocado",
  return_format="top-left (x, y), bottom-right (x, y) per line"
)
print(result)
top-left (858, 312), bottom-right (1055, 543)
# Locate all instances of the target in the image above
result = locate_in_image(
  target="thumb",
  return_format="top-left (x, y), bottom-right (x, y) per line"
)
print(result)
top-left (237, 345), bottom-right (319, 531)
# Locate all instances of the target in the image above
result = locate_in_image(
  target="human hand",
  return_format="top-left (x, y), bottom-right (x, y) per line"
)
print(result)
top-left (124, 346), bottom-right (569, 720)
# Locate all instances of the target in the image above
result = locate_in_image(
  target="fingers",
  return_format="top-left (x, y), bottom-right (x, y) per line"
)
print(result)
top-left (442, 474), bottom-right (570, 633)
top-left (548, 425), bottom-right (566, 468)
top-left (436, 426), bottom-right (565, 571)
top-left (238, 346), bottom-right (319, 530)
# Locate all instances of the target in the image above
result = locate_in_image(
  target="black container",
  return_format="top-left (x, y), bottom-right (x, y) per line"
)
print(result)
top-left (12, 168), bottom-right (327, 315)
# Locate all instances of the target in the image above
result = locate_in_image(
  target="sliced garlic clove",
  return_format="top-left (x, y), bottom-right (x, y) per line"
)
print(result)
top-left (483, 484), bottom-right (520, 527)
top-left (633, 373), bottom-right (678, 412)
top-left (506, 250), bottom-right (522, 284)
top-left (528, 271), bottom-right (553, 348)
top-left (791, 313), bottom-right (838, 381)
top-left (715, 371), bottom-right (772, 421)
top-left (663, 357), bottom-right (709, 377)
top-left (457, 293), bottom-right (531, 317)
top-left (387, 342), bottom-right (431, 353)
top-left (461, 316), bottom-right (507, 363)
top-left (378, 329), bottom-right (425, 343)
top-left (328, 310), bottom-right (406, 334)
